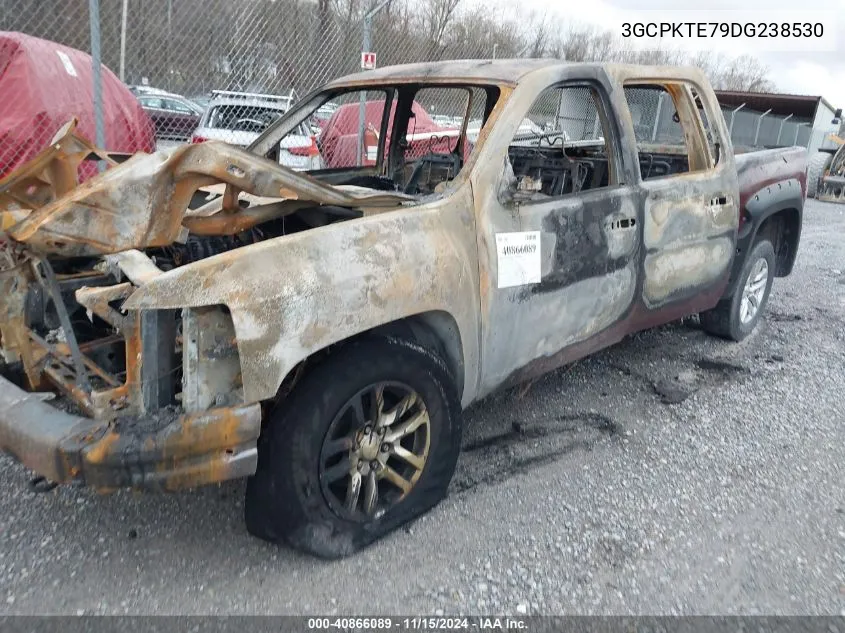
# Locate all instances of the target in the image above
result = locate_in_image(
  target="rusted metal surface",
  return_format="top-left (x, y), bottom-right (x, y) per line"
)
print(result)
top-left (73, 283), bottom-right (144, 418)
top-left (102, 250), bottom-right (163, 285)
top-left (182, 305), bottom-right (243, 412)
top-left (81, 402), bottom-right (261, 491)
top-left (0, 60), bottom-right (806, 494)
top-left (1, 130), bottom-right (412, 258)
top-left (38, 258), bottom-right (92, 392)
top-left (0, 259), bottom-right (40, 386)
top-left (0, 372), bottom-right (260, 491)
top-left (36, 334), bottom-right (122, 390)
top-left (0, 374), bottom-right (104, 483)
top-left (183, 200), bottom-right (311, 236)
top-left (0, 119), bottom-right (117, 214)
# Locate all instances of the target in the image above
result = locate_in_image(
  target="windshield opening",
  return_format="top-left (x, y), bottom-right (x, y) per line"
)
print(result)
top-left (255, 82), bottom-right (500, 197)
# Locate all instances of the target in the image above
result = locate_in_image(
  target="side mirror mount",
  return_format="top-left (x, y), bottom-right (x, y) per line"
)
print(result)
top-left (497, 157), bottom-right (518, 206)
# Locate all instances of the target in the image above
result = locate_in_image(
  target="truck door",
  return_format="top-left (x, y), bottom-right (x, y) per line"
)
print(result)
top-left (621, 81), bottom-right (739, 327)
top-left (472, 78), bottom-right (644, 396)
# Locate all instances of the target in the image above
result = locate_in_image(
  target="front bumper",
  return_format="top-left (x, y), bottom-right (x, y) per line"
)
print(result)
top-left (0, 375), bottom-right (261, 491)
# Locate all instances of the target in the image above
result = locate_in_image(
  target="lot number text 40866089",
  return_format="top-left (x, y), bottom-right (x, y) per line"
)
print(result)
top-left (307, 617), bottom-right (528, 630)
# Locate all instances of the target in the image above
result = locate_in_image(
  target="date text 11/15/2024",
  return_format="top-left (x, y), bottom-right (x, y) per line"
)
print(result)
top-left (307, 617), bottom-right (529, 630)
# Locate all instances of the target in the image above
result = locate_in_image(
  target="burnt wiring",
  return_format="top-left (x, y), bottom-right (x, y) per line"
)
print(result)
top-left (537, 133), bottom-right (569, 149)
top-left (509, 131), bottom-right (596, 196)
top-left (424, 133), bottom-right (458, 156)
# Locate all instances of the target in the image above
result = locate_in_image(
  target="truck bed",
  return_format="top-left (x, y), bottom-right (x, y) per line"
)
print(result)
top-left (735, 146), bottom-right (809, 209)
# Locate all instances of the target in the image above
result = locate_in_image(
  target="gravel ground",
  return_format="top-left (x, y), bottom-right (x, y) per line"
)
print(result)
top-left (1, 199), bottom-right (844, 616)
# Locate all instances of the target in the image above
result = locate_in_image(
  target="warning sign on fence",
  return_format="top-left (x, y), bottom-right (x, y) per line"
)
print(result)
top-left (361, 52), bottom-right (376, 70)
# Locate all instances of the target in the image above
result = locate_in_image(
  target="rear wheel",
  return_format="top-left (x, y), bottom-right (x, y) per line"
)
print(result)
top-left (699, 239), bottom-right (776, 341)
top-left (244, 337), bottom-right (461, 558)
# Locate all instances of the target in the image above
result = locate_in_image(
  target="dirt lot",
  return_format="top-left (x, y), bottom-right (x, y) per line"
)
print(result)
top-left (1, 199), bottom-right (843, 616)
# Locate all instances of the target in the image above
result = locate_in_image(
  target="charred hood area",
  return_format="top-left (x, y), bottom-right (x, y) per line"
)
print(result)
top-left (0, 120), bottom-right (412, 424)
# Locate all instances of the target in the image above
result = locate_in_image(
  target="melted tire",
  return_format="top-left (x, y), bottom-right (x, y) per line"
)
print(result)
top-left (244, 337), bottom-right (462, 559)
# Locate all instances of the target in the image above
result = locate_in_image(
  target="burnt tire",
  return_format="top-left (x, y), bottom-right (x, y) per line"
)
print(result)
top-left (699, 239), bottom-right (775, 342)
top-left (244, 337), bottom-right (462, 559)
top-left (807, 152), bottom-right (832, 199)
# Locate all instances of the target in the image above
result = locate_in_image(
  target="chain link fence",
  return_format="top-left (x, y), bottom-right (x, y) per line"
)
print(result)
top-left (0, 0), bottom-right (823, 181)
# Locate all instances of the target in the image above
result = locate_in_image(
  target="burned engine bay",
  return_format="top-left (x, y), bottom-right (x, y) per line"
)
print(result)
top-left (0, 120), bottom-right (420, 421)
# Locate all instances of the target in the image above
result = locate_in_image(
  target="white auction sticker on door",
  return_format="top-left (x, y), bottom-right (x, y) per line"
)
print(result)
top-left (495, 231), bottom-right (541, 289)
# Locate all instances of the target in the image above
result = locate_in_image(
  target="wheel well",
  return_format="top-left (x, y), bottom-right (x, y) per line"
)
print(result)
top-left (271, 311), bottom-right (465, 408)
top-left (756, 208), bottom-right (800, 276)
top-left (360, 311), bottom-right (465, 397)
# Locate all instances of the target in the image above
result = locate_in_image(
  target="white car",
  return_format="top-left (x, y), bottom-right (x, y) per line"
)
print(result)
top-left (431, 115), bottom-right (455, 127)
top-left (191, 91), bottom-right (321, 171)
top-left (466, 117), bottom-right (545, 143)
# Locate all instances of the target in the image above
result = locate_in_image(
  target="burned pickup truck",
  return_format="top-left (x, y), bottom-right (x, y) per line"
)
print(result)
top-left (0, 60), bottom-right (805, 557)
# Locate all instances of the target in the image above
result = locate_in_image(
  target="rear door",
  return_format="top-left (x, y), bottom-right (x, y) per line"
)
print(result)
top-left (621, 80), bottom-right (739, 326)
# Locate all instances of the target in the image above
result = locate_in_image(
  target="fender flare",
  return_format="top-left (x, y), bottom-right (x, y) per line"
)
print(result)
top-left (724, 178), bottom-right (803, 297)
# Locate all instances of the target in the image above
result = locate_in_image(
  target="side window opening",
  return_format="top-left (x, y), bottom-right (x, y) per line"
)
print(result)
top-left (623, 83), bottom-right (716, 181)
top-left (504, 84), bottom-right (617, 201)
top-left (166, 99), bottom-right (191, 114)
top-left (398, 86), bottom-right (488, 196)
top-left (141, 97), bottom-right (163, 109)
top-left (691, 87), bottom-right (719, 168)
top-left (311, 90), bottom-right (390, 171)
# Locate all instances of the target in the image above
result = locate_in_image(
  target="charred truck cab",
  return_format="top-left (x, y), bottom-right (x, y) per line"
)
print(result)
top-left (0, 61), bottom-right (805, 557)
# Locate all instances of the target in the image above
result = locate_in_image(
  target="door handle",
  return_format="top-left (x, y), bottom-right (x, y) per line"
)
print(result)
top-left (608, 217), bottom-right (637, 230)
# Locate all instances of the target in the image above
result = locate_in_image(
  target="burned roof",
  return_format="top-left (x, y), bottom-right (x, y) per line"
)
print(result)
top-left (327, 58), bottom-right (566, 87)
top-left (326, 59), bottom-right (713, 90)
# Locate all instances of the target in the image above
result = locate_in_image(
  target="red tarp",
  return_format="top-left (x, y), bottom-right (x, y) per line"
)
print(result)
top-left (0, 32), bottom-right (155, 179)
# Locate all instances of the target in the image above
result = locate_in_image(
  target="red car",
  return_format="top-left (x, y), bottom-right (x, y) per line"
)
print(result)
top-left (0, 32), bottom-right (155, 179)
top-left (318, 99), bottom-right (461, 169)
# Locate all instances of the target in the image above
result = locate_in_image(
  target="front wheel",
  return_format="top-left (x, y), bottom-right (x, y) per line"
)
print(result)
top-left (699, 239), bottom-right (776, 341)
top-left (245, 337), bottom-right (462, 558)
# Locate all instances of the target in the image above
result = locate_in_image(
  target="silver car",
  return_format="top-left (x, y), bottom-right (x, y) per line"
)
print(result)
top-left (191, 90), bottom-right (321, 170)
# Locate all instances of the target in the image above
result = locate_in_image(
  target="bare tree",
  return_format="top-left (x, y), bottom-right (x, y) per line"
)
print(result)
top-left (717, 54), bottom-right (775, 92)
top-left (522, 11), bottom-right (549, 58)
top-left (553, 25), bottom-right (616, 62)
top-left (421, 0), bottom-right (463, 60)
top-left (1, 0), bottom-right (776, 96)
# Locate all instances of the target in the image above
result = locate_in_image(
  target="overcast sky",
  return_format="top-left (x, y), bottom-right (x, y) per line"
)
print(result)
top-left (507, 0), bottom-right (845, 110)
